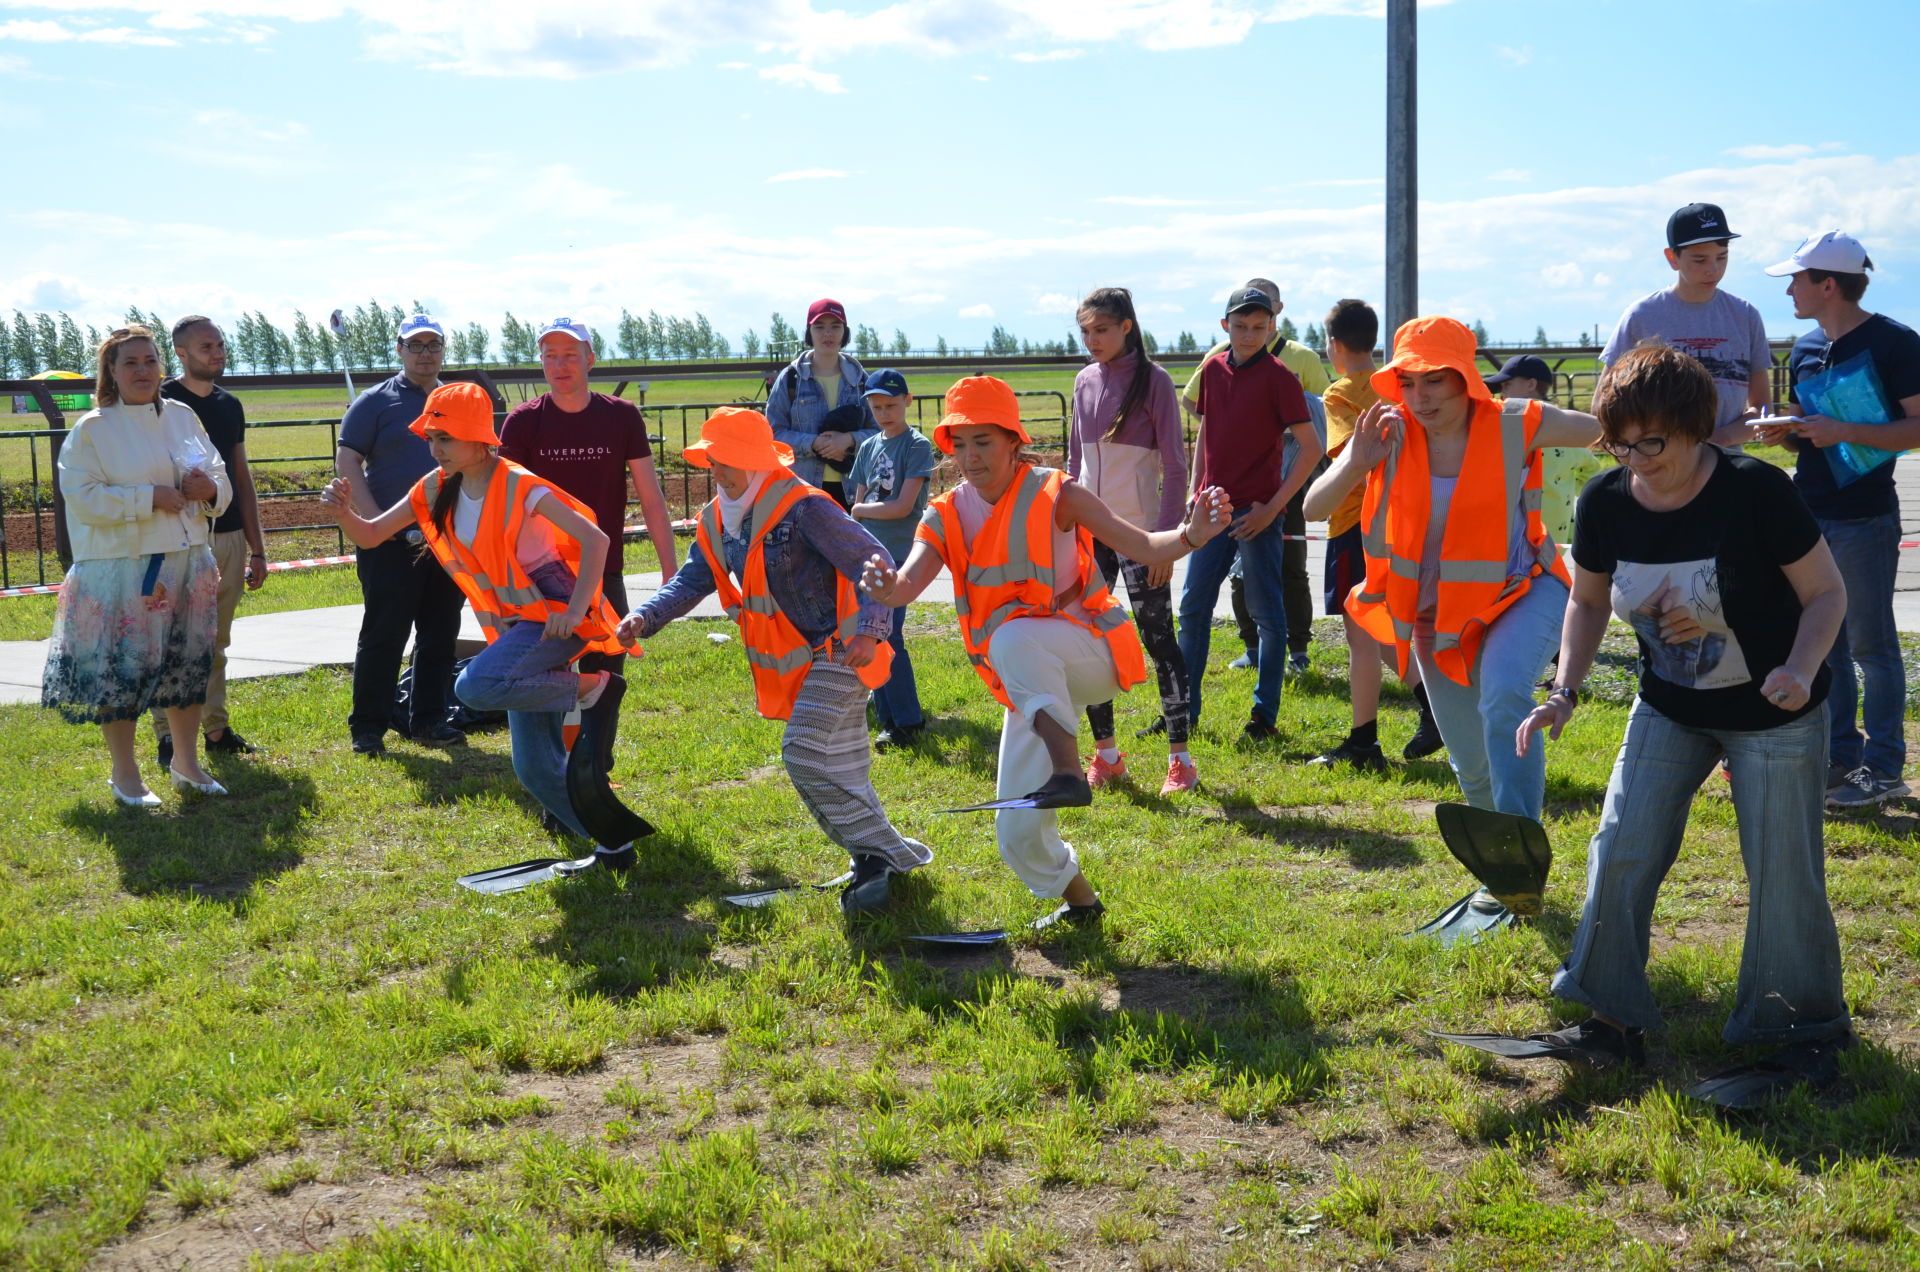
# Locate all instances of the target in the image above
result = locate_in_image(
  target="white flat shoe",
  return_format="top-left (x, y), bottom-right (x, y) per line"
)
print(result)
top-left (109, 779), bottom-right (161, 808)
top-left (168, 766), bottom-right (228, 797)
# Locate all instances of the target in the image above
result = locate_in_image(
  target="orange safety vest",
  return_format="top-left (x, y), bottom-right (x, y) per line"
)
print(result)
top-left (693, 472), bottom-right (893, 722)
top-left (410, 460), bottom-right (626, 659)
top-left (1346, 398), bottom-right (1569, 686)
top-left (916, 464), bottom-right (1146, 710)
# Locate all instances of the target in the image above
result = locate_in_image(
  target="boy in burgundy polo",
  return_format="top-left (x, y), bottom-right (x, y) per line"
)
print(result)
top-left (1177, 289), bottom-right (1322, 739)
top-left (500, 319), bottom-right (679, 744)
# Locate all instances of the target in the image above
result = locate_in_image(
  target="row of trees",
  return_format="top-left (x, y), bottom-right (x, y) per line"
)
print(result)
top-left (2, 305), bottom-right (1555, 380)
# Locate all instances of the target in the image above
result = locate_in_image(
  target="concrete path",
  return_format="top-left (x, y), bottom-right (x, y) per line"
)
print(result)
top-left (6, 450), bottom-right (1920, 707)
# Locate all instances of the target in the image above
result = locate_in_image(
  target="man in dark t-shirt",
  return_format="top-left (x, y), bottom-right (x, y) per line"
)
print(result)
top-left (1757, 231), bottom-right (1920, 808)
top-left (499, 319), bottom-right (679, 735)
top-left (153, 316), bottom-right (266, 766)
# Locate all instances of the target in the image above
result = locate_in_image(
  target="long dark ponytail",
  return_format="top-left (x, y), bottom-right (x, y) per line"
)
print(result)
top-left (427, 471), bottom-right (462, 543)
top-left (1079, 287), bottom-right (1154, 441)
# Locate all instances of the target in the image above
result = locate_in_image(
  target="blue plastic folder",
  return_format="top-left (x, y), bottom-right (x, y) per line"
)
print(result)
top-left (1797, 351), bottom-right (1901, 486)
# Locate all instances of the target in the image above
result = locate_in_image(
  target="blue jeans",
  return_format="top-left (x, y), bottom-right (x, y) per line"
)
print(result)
top-left (1551, 701), bottom-right (1848, 1045)
top-left (1179, 508), bottom-right (1288, 727)
top-left (869, 606), bottom-right (924, 731)
top-left (1414, 575), bottom-right (1566, 820)
top-left (454, 616), bottom-right (591, 842)
top-left (1818, 512), bottom-right (1906, 778)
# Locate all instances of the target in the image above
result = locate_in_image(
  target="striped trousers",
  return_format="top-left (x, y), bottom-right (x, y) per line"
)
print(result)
top-left (782, 650), bottom-right (933, 873)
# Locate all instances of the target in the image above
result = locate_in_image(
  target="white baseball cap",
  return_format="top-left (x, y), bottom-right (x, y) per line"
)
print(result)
top-left (1764, 231), bottom-right (1872, 277)
top-left (536, 317), bottom-right (591, 344)
top-left (397, 313), bottom-right (446, 340)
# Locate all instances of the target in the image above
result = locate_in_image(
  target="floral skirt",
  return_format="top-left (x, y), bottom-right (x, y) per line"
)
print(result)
top-left (42, 547), bottom-right (219, 725)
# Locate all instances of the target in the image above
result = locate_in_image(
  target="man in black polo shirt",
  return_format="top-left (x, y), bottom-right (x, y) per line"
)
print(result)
top-left (333, 314), bottom-right (467, 755)
top-left (154, 316), bottom-right (267, 767)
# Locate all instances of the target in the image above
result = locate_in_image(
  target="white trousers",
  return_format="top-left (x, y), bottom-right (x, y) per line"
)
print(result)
top-left (989, 617), bottom-right (1120, 897)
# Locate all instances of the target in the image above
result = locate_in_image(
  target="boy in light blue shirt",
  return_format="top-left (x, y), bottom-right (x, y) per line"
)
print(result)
top-left (848, 369), bottom-right (938, 748)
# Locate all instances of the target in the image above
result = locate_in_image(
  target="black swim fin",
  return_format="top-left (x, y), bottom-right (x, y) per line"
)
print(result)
top-left (1685, 1037), bottom-right (1850, 1109)
top-left (564, 673), bottom-right (656, 849)
top-left (1406, 887), bottom-right (1515, 947)
top-left (1435, 802), bottom-right (1552, 916)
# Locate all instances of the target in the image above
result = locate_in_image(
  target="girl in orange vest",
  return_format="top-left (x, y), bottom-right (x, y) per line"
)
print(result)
top-left (862, 377), bottom-right (1230, 929)
top-left (320, 382), bottom-right (637, 868)
top-left (617, 408), bottom-right (932, 916)
top-left (1304, 317), bottom-right (1600, 826)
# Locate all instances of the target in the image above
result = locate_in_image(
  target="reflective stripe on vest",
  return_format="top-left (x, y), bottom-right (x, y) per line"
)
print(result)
top-left (1345, 398), bottom-right (1568, 686)
top-left (925, 465), bottom-right (1146, 709)
top-left (411, 460), bottom-right (627, 658)
top-left (694, 472), bottom-right (893, 722)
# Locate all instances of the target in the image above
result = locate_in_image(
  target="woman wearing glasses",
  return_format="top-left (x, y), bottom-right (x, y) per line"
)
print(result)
top-left (1305, 316), bottom-right (1599, 827)
top-left (43, 325), bottom-right (233, 805)
top-left (1511, 343), bottom-right (1849, 1062)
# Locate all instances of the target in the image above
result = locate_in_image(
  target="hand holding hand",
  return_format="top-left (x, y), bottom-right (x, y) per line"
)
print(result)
top-left (1182, 487), bottom-right (1232, 549)
top-left (1514, 698), bottom-right (1572, 757)
top-left (860, 552), bottom-right (898, 605)
top-left (151, 485), bottom-right (185, 513)
top-left (179, 469), bottom-right (217, 502)
top-left (1758, 666), bottom-right (1811, 713)
top-left (843, 633), bottom-right (878, 668)
top-left (616, 612), bottom-right (646, 646)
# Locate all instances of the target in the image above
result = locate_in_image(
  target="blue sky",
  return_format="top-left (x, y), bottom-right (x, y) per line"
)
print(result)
top-left (3, 0), bottom-right (1917, 357)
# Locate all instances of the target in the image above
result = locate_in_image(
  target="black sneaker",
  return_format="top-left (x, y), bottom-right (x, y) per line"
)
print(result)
top-left (157, 733), bottom-right (174, 771)
top-left (1403, 712), bottom-right (1444, 761)
top-left (351, 732), bottom-right (387, 756)
top-left (1032, 897), bottom-right (1106, 932)
top-left (1526, 1018), bottom-right (1646, 1068)
top-left (1288, 650), bottom-right (1311, 675)
top-left (411, 722), bottom-right (468, 748)
top-left (1826, 766), bottom-right (1911, 810)
top-left (1242, 717), bottom-right (1280, 742)
top-left (874, 724), bottom-right (924, 753)
top-left (1310, 736), bottom-right (1388, 773)
top-left (1021, 772), bottom-right (1093, 809)
top-left (204, 729), bottom-right (257, 755)
top-left (1135, 715), bottom-right (1167, 738)
top-left (841, 854), bottom-right (893, 915)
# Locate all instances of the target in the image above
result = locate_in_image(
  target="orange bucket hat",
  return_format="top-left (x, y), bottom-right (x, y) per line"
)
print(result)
top-left (932, 376), bottom-right (1033, 454)
top-left (682, 406), bottom-right (796, 471)
top-left (1369, 316), bottom-right (1494, 407)
top-left (408, 381), bottom-right (500, 445)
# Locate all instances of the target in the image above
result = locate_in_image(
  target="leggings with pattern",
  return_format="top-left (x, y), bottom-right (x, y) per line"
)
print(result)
top-left (1085, 541), bottom-right (1190, 746)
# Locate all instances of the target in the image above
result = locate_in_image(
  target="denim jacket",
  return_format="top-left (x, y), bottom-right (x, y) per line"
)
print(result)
top-left (766, 351), bottom-right (878, 486)
top-left (632, 490), bottom-right (893, 645)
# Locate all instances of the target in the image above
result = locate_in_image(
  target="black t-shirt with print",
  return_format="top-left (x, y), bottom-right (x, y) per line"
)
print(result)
top-left (1571, 448), bottom-right (1828, 731)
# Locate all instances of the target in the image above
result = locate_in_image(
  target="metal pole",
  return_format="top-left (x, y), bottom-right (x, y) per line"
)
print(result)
top-left (1384, 0), bottom-right (1417, 351)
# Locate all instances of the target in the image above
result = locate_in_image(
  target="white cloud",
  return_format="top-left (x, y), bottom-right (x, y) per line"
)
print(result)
top-left (1011, 48), bottom-right (1082, 62)
top-left (0, 18), bottom-right (177, 45)
top-left (971, 73), bottom-right (990, 81)
top-left (760, 62), bottom-right (845, 93)
top-left (1298, 177), bottom-right (1383, 188)
top-left (1592, 272), bottom-right (1612, 287)
top-left (1097, 195), bottom-right (1217, 207)
top-left (1028, 292), bottom-right (1079, 315)
top-left (1495, 43), bottom-right (1532, 65)
top-left (959, 303), bottom-right (996, 319)
top-left (1540, 263), bottom-right (1584, 288)
top-left (766, 168), bottom-right (848, 183)
top-left (1724, 142), bottom-right (1848, 160)
top-left (1488, 168), bottom-right (1531, 183)
top-left (717, 59), bottom-right (748, 69)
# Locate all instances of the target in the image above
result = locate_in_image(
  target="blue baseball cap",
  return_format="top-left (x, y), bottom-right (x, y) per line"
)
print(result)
top-left (397, 313), bottom-right (445, 341)
top-left (863, 368), bottom-right (910, 397)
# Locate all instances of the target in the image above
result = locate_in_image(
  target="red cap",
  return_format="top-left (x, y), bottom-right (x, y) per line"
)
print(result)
top-left (806, 298), bottom-right (848, 328)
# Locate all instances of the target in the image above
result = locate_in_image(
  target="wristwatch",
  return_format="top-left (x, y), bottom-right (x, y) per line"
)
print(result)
top-left (1548, 685), bottom-right (1578, 707)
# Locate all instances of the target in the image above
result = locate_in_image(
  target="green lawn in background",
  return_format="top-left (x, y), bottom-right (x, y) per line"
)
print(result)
top-left (3, 616), bottom-right (1919, 1271)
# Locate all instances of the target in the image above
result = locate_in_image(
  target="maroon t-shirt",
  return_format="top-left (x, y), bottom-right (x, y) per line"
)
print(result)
top-left (499, 392), bottom-right (653, 576)
top-left (1193, 347), bottom-right (1310, 508)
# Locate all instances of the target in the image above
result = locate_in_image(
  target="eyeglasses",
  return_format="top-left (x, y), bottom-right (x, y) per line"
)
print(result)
top-left (1598, 436), bottom-right (1667, 458)
top-left (402, 341), bottom-right (445, 355)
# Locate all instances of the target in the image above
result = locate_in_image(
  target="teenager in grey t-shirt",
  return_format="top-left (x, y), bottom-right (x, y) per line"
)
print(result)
top-left (1601, 289), bottom-right (1771, 430)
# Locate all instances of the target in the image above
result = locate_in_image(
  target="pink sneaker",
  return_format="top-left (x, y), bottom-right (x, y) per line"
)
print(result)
top-left (1086, 752), bottom-right (1129, 788)
top-left (1160, 755), bottom-right (1198, 795)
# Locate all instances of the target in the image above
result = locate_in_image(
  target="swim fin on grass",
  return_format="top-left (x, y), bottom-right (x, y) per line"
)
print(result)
top-left (722, 872), bottom-right (855, 908)
top-left (1685, 1037), bottom-right (1850, 1109)
top-left (1406, 887), bottom-right (1515, 947)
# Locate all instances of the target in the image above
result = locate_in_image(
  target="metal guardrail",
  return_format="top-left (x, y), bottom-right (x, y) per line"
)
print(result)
top-left (0, 391), bottom-right (1072, 590)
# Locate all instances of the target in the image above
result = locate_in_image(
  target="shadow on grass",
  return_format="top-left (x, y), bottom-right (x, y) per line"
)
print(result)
top-left (1217, 802), bottom-right (1423, 870)
top-left (60, 762), bottom-right (319, 903)
top-left (382, 742), bottom-right (522, 808)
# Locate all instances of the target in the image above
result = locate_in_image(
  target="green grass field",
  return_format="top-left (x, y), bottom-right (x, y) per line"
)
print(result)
top-left (5, 616), bottom-right (1919, 1271)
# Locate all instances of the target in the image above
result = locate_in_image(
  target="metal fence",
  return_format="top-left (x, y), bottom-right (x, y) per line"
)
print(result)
top-left (0, 390), bottom-right (1071, 590)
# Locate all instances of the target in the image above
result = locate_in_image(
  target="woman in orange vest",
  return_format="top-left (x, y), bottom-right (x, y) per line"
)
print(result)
top-left (617, 408), bottom-right (931, 916)
top-left (320, 382), bottom-right (637, 868)
top-left (862, 377), bottom-right (1230, 929)
top-left (1304, 317), bottom-right (1599, 825)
